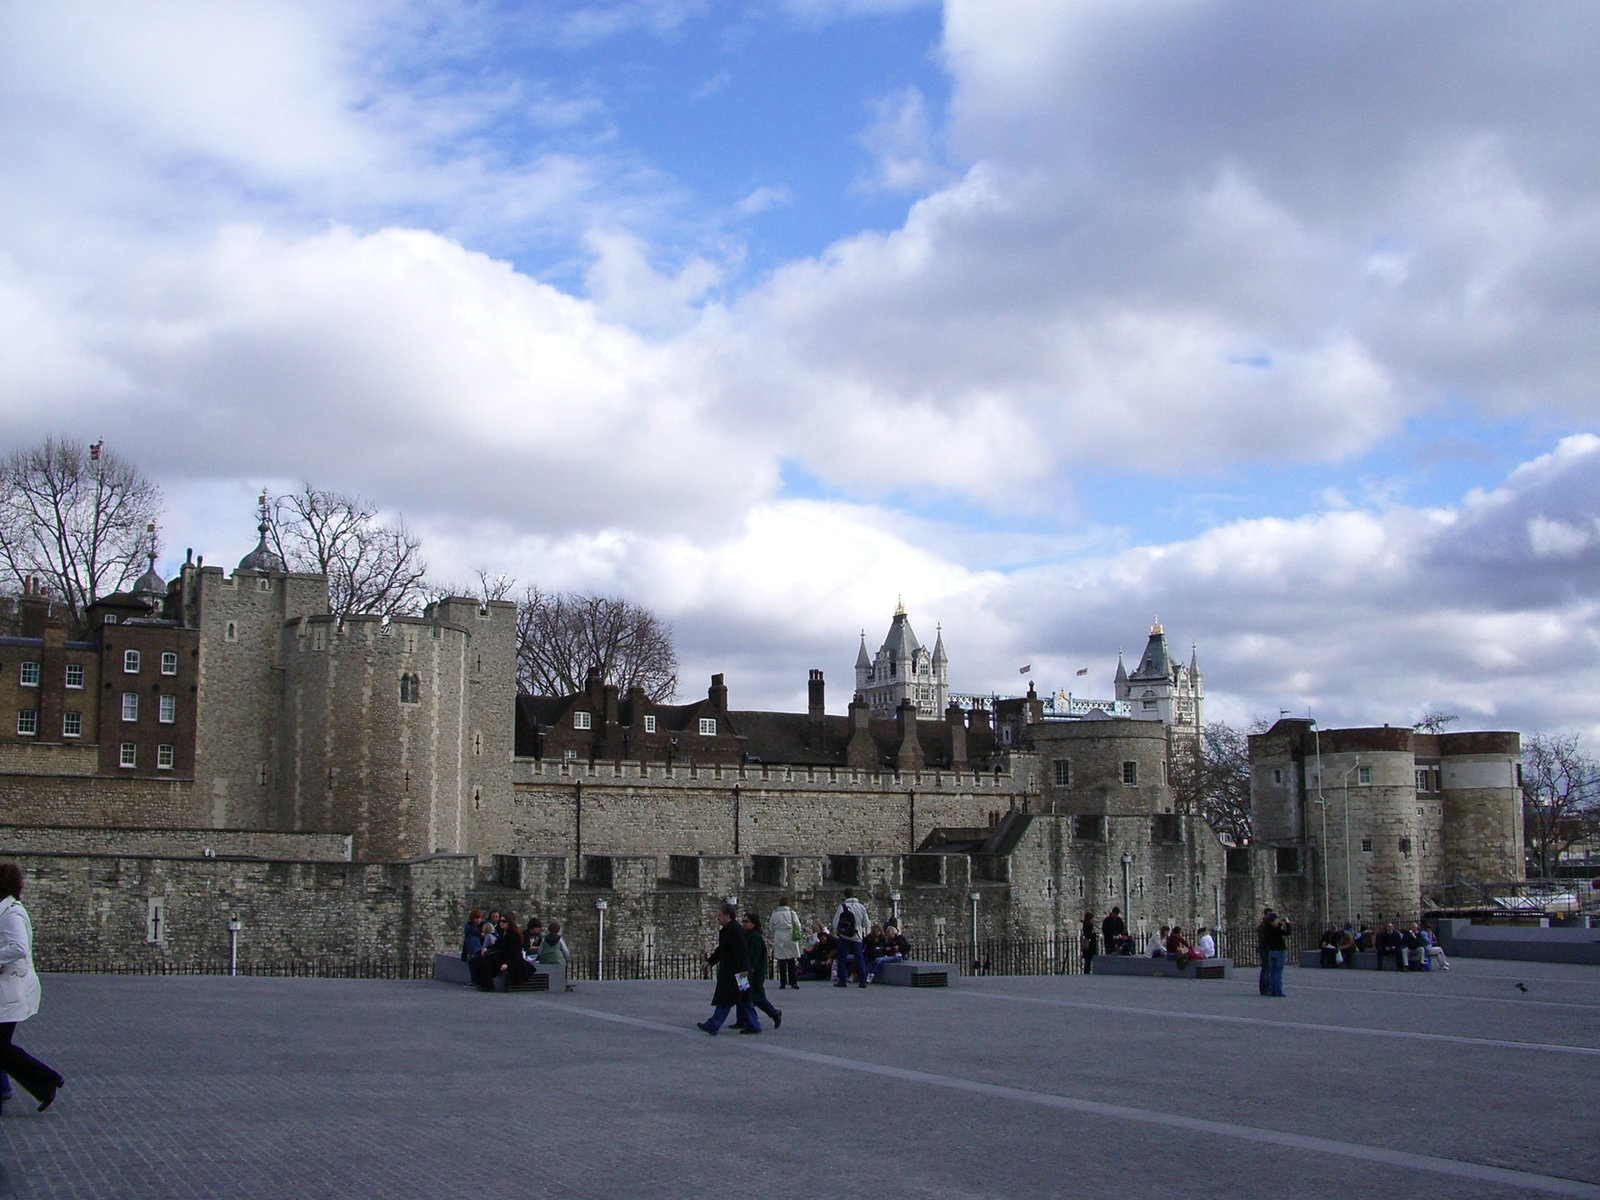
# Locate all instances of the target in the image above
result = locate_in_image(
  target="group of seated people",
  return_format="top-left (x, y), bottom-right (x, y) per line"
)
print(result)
top-left (795, 919), bottom-right (912, 984)
top-left (462, 908), bottom-right (573, 991)
top-left (1317, 921), bottom-right (1449, 970)
top-left (1145, 923), bottom-right (1216, 962)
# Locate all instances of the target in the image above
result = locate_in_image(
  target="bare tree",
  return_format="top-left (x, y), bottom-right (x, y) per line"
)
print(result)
top-left (1171, 719), bottom-right (1262, 845)
top-left (516, 586), bottom-right (678, 700)
top-left (1413, 711), bottom-right (1459, 734)
top-left (269, 485), bottom-right (429, 620)
top-left (1521, 733), bottom-right (1600, 878)
top-left (0, 436), bottom-right (163, 626)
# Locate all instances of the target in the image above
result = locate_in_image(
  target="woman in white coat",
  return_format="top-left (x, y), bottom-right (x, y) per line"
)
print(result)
top-left (0, 863), bottom-right (63, 1113)
top-left (769, 896), bottom-right (804, 990)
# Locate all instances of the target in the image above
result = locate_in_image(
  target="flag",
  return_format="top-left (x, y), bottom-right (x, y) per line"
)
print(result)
top-left (1076, 667), bottom-right (1089, 676)
top-left (1019, 664), bottom-right (1031, 674)
top-left (89, 440), bottom-right (102, 461)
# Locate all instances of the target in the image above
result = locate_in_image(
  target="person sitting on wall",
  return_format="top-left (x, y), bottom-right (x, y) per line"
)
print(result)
top-left (521, 919), bottom-right (544, 968)
top-left (867, 920), bottom-right (911, 983)
top-left (1400, 925), bottom-right (1425, 970)
top-left (1196, 926), bottom-right (1217, 960)
top-left (1335, 925), bottom-right (1358, 967)
top-left (1166, 925), bottom-right (1202, 963)
top-left (1355, 924), bottom-right (1374, 952)
top-left (1101, 907), bottom-right (1130, 955)
top-left (797, 924), bottom-right (835, 982)
top-left (1417, 925), bottom-right (1450, 971)
top-left (1319, 925), bottom-right (1341, 968)
top-left (1147, 926), bottom-right (1170, 958)
top-left (1374, 922), bottom-right (1406, 971)
top-left (861, 923), bottom-right (886, 972)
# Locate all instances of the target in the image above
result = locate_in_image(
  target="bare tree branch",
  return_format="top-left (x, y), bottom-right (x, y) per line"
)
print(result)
top-left (268, 485), bottom-right (429, 620)
top-left (0, 436), bottom-right (162, 625)
top-left (1521, 732), bottom-right (1600, 878)
top-left (1171, 718), bottom-right (1264, 845)
top-left (516, 586), bottom-right (678, 701)
top-left (1413, 710), bottom-right (1459, 733)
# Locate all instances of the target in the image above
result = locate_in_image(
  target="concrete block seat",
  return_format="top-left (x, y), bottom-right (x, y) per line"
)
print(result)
top-left (433, 954), bottom-right (565, 993)
top-left (1296, 950), bottom-right (1382, 970)
top-left (873, 960), bottom-right (956, 987)
top-left (1091, 955), bottom-right (1233, 980)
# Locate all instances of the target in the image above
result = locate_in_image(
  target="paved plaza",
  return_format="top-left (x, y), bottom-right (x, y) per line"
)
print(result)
top-left (1, 957), bottom-right (1597, 1199)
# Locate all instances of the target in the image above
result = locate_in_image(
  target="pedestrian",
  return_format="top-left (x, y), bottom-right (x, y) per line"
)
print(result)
top-left (737, 914), bottom-right (782, 1029)
top-left (832, 890), bottom-right (870, 989)
top-left (1258, 908), bottom-right (1290, 997)
top-left (769, 896), bottom-right (804, 989)
top-left (1079, 910), bottom-right (1099, 974)
top-left (0, 863), bottom-right (64, 1113)
top-left (698, 902), bottom-right (760, 1035)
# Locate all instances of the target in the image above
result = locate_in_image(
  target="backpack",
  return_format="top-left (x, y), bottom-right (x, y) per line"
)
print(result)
top-left (836, 903), bottom-right (858, 940)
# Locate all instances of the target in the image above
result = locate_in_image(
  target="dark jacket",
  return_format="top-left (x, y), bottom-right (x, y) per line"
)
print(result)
top-left (462, 921), bottom-right (483, 961)
top-left (708, 918), bottom-right (751, 1007)
top-left (1101, 912), bottom-right (1126, 942)
top-left (1259, 916), bottom-right (1290, 954)
top-left (743, 927), bottom-right (769, 1002)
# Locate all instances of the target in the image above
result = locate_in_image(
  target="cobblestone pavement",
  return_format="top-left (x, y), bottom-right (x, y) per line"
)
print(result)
top-left (1, 958), bottom-right (1597, 1199)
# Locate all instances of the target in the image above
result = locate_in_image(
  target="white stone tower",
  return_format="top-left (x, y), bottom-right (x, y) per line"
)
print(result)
top-left (854, 600), bottom-right (948, 718)
top-left (1115, 617), bottom-right (1203, 762)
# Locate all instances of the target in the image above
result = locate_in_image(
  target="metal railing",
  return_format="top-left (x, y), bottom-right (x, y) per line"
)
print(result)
top-left (38, 924), bottom-right (1315, 982)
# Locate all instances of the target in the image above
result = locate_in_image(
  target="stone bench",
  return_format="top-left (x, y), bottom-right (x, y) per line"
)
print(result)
top-left (1091, 955), bottom-right (1233, 980)
top-left (433, 954), bottom-right (566, 993)
top-left (1296, 950), bottom-right (1387, 970)
top-left (873, 960), bottom-right (955, 987)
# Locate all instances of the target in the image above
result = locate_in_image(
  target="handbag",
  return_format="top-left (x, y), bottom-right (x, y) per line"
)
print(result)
top-left (736, 971), bottom-right (750, 991)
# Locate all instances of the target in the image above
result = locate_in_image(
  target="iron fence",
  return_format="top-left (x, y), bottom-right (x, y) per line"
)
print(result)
top-left (37, 923), bottom-right (1315, 982)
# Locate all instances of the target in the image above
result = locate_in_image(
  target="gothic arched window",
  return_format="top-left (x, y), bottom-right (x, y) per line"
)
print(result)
top-left (400, 673), bottom-right (421, 704)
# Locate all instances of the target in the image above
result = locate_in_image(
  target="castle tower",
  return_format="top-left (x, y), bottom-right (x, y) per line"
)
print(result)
top-left (183, 496), bottom-right (328, 831)
top-left (855, 601), bottom-right (948, 718)
top-left (1116, 617), bottom-right (1203, 763)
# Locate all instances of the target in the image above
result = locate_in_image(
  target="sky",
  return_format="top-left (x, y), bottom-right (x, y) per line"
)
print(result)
top-left (1, 0), bottom-right (1598, 742)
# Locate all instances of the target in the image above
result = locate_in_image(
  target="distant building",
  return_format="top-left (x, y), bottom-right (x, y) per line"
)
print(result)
top-left (1249, 719), bottom-right (1524, 928)
top-left (855, 601), bottom-right (948, 719)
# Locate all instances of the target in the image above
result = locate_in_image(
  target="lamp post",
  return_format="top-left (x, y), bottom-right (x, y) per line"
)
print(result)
top-left (1121, 852), bottom-right (1133, 918)
top-left (889, 891), bottom-right (901, 923)
top-left (1342, 758), bottom-right (1361, 925)
top-left (595, 898), bottom-right (608, 982)
top-left (969, 892), bottom-right (981, 972)
top-left (227, 914), bottom-right (241, 978)
top-left (1312, 722), bottom-right (1330, 929)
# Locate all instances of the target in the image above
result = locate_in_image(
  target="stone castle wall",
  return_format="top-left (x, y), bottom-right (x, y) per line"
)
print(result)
top-left (0, 825), bottom-right (350, 859)
top-left (494, 759), bottom-right (1030, 860)
top-left (0, 774), bottom-right (205, 829)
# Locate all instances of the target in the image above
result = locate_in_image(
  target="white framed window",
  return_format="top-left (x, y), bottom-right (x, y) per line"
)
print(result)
top-left (19, 661), bottom-right (40, 687)
top-left (62, 711), bottom-right (82, 738)
top-left (256, 577), bottom-right (271, 591)
top-left (1053, 759), bottom-right (1070, 786)
top-left (16, 710), bottom-right (38, 736)
top-left (161, 651), bottom-right (178, 676)
top-left (1142, 699), bottom-right (1157, 710)
top-left (124, 649), bottom-right (141, 673)
top-left (157, 744), bottom-right (175, 770)
top-left (158, 695), bottom-right (176, 724)
top-left (119, 743), bottom-right (137, 768)
top-left (1122, 760), bottom-right (1138, 786)
top-left (699, 718), bottom-right (717, 736)
top-left (64, 662), bottom-right (84, 689)
top-left (574, 711), bottom-right (592, 729)
top-left (121, 693), bottom-right (139, 721)
top-left (1358, 766), bottom-right (1372, 785)
top-left (644, 715), bottom-right (657, 733)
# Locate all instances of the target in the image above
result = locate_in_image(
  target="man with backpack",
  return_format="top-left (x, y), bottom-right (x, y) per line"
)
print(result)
top-left (832, 890), bottom-right (870, 988)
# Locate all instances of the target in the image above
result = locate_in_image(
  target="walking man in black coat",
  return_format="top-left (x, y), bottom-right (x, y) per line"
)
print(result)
top-left (698, 902), bottom-right (761, 1035)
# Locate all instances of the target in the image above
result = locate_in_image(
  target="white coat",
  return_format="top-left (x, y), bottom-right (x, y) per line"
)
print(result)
top-left (0, 896), bottom-right (41, 1024)
top-left (769, 906), bottom-right (803, 960)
